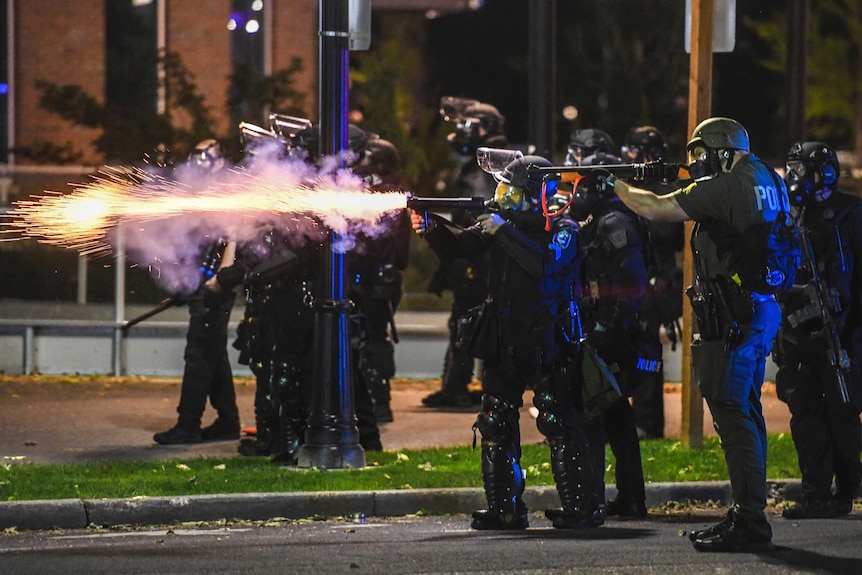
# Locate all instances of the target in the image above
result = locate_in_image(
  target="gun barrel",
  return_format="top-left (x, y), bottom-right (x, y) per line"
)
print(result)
top-left (405, 194), bottom-right (488, 213)
top-left (122, 297), bottom-right (176, 331)
top-left (530, 160), bottom-right (684, 183)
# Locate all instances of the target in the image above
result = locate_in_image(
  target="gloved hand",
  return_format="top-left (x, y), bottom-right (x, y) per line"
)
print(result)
top-left (477, 213), bottom-right (506, 235)
top-left (216, 264), bottom-right (246, 290)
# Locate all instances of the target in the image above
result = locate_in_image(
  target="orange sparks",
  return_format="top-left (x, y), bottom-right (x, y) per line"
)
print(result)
top-left (1, 165), bottom-right (409, 255)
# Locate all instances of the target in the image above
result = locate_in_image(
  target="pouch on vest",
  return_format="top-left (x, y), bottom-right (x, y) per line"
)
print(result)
top-left (728, 212), bottom-right (801, 294)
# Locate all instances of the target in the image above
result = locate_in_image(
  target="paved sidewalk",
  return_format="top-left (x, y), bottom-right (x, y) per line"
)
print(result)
top-left (0, 376), bottom-right (801, 530)
top-left (0, 376), bottom-right (791, 465)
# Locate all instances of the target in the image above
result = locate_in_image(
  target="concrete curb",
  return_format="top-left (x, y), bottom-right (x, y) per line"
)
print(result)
top-left (0, 480), bottom-right (807, 531)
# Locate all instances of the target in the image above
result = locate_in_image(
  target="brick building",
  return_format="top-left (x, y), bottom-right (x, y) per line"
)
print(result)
top-left (2, 0), bottom-right (319, 167)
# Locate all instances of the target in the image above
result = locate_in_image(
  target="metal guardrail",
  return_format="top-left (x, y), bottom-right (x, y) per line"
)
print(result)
top-left (0, 318), bottom-right (449, 377)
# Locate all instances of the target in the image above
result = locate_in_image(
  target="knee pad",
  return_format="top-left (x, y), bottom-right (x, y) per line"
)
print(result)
top-left (475, 394), bottom-right (518, 441)
top-left (533, 389), bottom-right (567, 438)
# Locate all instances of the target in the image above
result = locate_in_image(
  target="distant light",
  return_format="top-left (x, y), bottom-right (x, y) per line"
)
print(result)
top-left (562, 105), bottom-right (579, 121)
top-left (132, 0), bottom-right (153, 6)
top-left (251, 0), bottom-right (264, 11)
top-left (245, 19), bottom-right (260, 34)
top-left (0, 83), bottom-right (8, 95)
top-left (227, 18), bottom-right (238, 31)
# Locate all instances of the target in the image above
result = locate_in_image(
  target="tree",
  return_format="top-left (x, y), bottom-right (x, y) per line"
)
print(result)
top-left (745, 0), bottom-right (862, 164)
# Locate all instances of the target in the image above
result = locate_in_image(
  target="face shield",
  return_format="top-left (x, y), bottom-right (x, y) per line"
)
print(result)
top-left (477, 147), bottom-right (523, 177)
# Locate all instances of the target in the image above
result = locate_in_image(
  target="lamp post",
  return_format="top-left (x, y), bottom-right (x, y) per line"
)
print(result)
top-left (296, 0), bottom-right (365, 469)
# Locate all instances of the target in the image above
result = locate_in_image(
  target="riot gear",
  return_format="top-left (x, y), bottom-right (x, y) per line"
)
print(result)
top-left (352, 136), bottom-right (402, 188)
top-left (570, 152), bottom-right (622, 222)
top-left (686, 117), bottom-right (749, 178)
top-left (188, 139), bottom-right (226, 173)
top-left (441, 96), bottom-right (505, 157)
top-left (621, 126), bottom-right (667, 163)
top-left (564, 129), bottom-right (616, 166)
top-left (785, 141), bottom-right (840, 207)
top-left (492, 155), bottom-right (554, 211)
top-left (293, 123), bottom-right (369, 165)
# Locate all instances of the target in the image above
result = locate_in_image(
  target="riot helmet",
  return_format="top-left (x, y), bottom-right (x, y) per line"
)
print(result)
top-left (293, 123), bottom-right (369, 165)
top-left (621, 126), bottom-right (667, 163)
top-left (491, 155), bottom-right (554, 212)
top-left (785, 141), bottom-right (840, 207)
top-left (443, 98), bottom-right (505, 157)
top-left (564, 128), bottom-right (616, 166)
top-left (570, 152), bottom-right (622, 221)
top-left (685, 117), bottom-right (749, 178)
top-left (188, 139), bottom-right (226, 173)
top-left (352, 136), bottom-right (402, 188)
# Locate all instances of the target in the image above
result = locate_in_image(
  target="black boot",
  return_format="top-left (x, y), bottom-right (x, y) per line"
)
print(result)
top-left (544, 437), bottom-right (604, 529)
top-left (154, 423), bottom-right (202, 445)
top-left (470, 395), bottom-right (529, 530)
top-left (268, 361), bottom-right (307, 466)
top-left (238, 393), bottom-right (276, 457)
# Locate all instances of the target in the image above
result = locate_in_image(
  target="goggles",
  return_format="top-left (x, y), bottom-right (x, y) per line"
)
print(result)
top-left (494, 182), bottom-right (525, 211)
top-left (785, 161), bottom-right (806, 179)
top-left (564, 146), bottom-right (584, 166)
top-left (620, 144), bottom-right (641, 160)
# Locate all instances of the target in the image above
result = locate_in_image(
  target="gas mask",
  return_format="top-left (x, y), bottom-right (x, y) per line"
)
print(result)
top-left (686, 143), bottom-right (727, 179)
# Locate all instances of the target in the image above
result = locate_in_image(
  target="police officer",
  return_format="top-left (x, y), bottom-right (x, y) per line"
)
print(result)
top-left (776, 141), bottom-right (862, 519)
top-left (154, 139), bottom-right (242, 445)
top-left (412, 154), bottom-right (603, 531)
top-left (349, 136), bottom-right (410, 424)
top-left (621, 126), bottom-right (683, 439)
top-left (609, 117), bottom-right (787, 552)
top-left (564, 128), bottom-right (616, 167)
top-left (422, 98), bottom-right (507, 409)
top-left (571, 151), bottom-right (649, 517)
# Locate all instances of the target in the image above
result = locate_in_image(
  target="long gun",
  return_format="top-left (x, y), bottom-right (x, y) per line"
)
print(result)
top-left (529, 160), bottom-right (686, 184)
top-left (789, 220), bottom-right (851, 403)
top-left (122, 238), bottom-right (228, 332)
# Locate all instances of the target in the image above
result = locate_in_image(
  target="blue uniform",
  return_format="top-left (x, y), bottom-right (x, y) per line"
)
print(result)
top-left (674, 153), bottom-right (788, 536)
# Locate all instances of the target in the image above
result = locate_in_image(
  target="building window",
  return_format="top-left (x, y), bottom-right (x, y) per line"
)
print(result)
top-left (229, 0), bottom-right (266, 127)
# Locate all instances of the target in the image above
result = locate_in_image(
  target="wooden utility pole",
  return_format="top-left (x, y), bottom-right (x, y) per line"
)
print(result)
top-left (681, 0), bottom-right (714, 449)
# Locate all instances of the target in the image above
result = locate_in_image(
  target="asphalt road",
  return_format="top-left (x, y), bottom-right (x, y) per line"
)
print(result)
top-left (2, 513), bottom-right (861, 575)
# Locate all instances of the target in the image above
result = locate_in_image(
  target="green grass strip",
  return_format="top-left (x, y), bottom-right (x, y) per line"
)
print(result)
top-left (0, 433), bottom-right (800, 502)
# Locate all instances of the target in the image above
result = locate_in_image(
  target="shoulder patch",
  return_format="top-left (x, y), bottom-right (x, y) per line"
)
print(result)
top-left (553, 229), bottom-right (572, 250)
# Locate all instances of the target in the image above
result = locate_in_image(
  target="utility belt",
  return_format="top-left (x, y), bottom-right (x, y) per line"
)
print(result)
top-left (686, 275), bottom-right (773, 350)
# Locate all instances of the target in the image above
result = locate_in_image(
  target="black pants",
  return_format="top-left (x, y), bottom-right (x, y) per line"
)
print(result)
top-left (776, 359), bottom-right (862, 501)
top-left (176, 300), bottom-right (239, 430)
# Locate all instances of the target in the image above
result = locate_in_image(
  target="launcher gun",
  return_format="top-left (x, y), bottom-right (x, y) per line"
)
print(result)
top-left (122, 238), bottom-right (229, 332)
top-left (529, 160), bottom-right (686, 184)
top-left (789, 219), bottom-right (851, 404)
top-left (405, 193), bottom-right (490, 225)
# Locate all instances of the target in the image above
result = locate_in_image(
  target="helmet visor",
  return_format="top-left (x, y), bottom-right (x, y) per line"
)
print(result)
top-left (494, 182), bottom-right (524, 211)
top-left (477, 147), bottom-right (523, 175)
